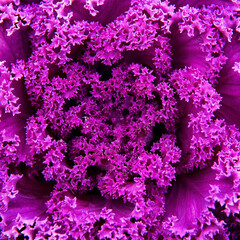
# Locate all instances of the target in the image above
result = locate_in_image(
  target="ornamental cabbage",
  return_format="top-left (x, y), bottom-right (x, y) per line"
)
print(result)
top-left (0, 0), bottom-right (240, 239)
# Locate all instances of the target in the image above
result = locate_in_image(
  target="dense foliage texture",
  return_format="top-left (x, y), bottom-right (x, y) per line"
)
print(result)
top-left (0, 0), bottom-right (240, 239)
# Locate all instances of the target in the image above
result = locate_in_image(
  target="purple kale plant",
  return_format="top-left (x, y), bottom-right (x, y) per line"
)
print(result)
top-left (0, 0), bottom-right (240, 239)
